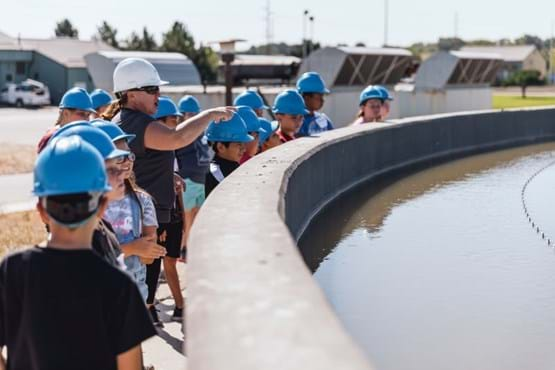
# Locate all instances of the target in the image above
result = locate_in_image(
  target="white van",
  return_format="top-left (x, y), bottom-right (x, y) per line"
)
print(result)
top-left (0, 79), bottom-right (51, 107)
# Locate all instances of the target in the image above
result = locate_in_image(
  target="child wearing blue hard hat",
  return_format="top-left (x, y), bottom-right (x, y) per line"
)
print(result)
top-left (374, 85), bottom-right (394, 120)
top-left (37, 87), bottom-right (96, 153)
top-left (236, 106), bottom-right (263, 164)
top-left (0, 135), bottom-right (156, 370)
top-left (90, 88), bottom-right (113, 118)
top-left (151, 97), bottom-right (187, 322)
top-left (234, 90), bottom-right (269, 117)
top-left (257, 118), bottom-right (281, 154)
top-left (92, 120), bottom-right (166, 307)
top-left (50, 122), bottom-right (134, 268)
top-left (296, 72), bottom-right (334, 136)
top-left (353, 85), bottom-right (384, 125)
top-left (273, 89), bottom-right (307, 143)
top-left (205, 112), bottom-right (254, 197)
top-left (175, 95), bottom-right (210, 264)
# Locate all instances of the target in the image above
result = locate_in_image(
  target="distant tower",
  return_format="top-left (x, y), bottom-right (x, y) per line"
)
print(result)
top-left (265, 0), bottom-right (274, 54)
top-left (383, 0), bottom-right (389, 46)
top-left (454, 11), bottom-right (459, 39)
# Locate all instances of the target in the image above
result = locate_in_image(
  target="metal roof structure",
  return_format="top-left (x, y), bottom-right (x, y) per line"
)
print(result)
top-left (85, 50), bottom-right (201, 91)
top-left (0, 34), bottom-right (114, 68)
top-left (460, 45), bottom-right (536, 63)
top-left (218, 54), bottom-right (301, 84)
top-left (414, 51), bottom-right (503, 90)
top-left (296, 46), bottom-right (413, 87)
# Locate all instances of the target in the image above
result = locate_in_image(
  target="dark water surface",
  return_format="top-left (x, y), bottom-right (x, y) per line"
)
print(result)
top-left (300, 142), bottom-right (555, 370)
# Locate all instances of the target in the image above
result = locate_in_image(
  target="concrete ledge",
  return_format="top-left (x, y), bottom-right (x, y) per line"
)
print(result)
top-left (187, 107), bottom-right (555, 370)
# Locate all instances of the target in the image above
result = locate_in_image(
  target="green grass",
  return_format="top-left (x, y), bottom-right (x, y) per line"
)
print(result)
top-left (493, 95), bottom-right (555, 109)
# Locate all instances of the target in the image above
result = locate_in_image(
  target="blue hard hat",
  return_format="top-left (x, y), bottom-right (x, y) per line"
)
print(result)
top-left (90, 119), bottom-right (135, 144)
top-left (272, 89), bottom-right (309, 115)
top-left (236, 106), bottom-right (262, 133)
top-left (296, 72), bottom-right (330, 94)
top-left (51, 121), bottom-right (129, 160)
top-left (154, 96), bottom-right (182, 119)
top-left (90, 89), bottom-right (112, 110)
top-left (178, 95), bottom-right (201, 114)
top-left (234, 90), bottom-right (269, 110)
top-left (33, 135), bottom-right (111, 197)
top-left (359, 85), bottom-right (384, 105)
top-left (374, 85), bottom-right (393, 101)
top-left (258, 118), bottom-right (279, 146)
top-left (59, 87), bottom-right (96, 113)
top-left (205, 112), bottom-right (254, 143)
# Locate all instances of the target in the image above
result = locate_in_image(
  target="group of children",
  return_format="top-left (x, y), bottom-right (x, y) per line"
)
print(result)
top-left (0, 57), bottom-right (394, 370)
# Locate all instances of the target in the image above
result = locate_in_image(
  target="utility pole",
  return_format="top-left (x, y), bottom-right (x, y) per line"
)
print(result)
top-left (309, 16), bottom-right (315, 54)
top-left (454, 11), bottom-right (459, 39)
top-left (384, 0), bottom-right (389, 46)
top-left (265, 0), bottom-right (273, 54)
top-left (550, 20), bottom-right (554, 85)
top-left (302, 10), bottom-right (309, 60)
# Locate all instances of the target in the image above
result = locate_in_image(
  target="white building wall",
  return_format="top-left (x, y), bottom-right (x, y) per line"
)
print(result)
top-left (162, 85), bottom-right (492, 128)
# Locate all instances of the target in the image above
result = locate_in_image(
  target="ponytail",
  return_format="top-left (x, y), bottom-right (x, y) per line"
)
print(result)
top-left (100, 94), bottom-right (128, 121)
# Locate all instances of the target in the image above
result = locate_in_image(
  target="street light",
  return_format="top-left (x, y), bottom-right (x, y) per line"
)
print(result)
top-left (211, 39), bottom-right (245, 105)
top-left (550, 20), bottom-right (554, 85)
top-left (384, 0), bottom-right (389, 46)
top-left (302, 10), bottom-right (310, 59)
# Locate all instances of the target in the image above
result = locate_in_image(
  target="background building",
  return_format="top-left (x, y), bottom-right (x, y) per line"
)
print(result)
top-left (0, 31), bottom-right (114, 103)
top-left (460, 45), bottom-right (547, 82)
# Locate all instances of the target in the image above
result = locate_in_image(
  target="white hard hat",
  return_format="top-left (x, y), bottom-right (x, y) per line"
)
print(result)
top-left (113, 58), bottom-right (169, 93)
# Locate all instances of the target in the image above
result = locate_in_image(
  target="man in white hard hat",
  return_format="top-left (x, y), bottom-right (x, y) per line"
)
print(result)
top-left (111, 57), bottom-right (233, 324)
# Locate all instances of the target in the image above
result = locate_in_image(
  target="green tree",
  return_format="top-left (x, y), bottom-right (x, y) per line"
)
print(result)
top-left (161, 21), bottom-right (218, 82)
top-left (509, 70), bottom-right (543, 98)
top-left (97, 21), bottom-right (119, 48)
top-left (193, 44), bottom-right (219, 83)
top-left (54, 19), bottom-right (78, 38)
top-left (438, 37), bottom-right (464, 51)
top-left (124, 27), bottom-right (157, 51)
top-left (515, 34), bottom-right (544, 50)
top-left (161, 21), bottom-right (196, 57)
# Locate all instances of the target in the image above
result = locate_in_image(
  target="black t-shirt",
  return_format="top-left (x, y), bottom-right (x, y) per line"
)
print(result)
top-left (92, 219), bottom-right (122, 268)
top-left (0, 247), bottom-right (156, 370)
top-left (205, 155), bottom-right (240, 197)
top-left (115, 108), bottom-right (175, 223)
top-left (175, 135), bottom-right (211, 184)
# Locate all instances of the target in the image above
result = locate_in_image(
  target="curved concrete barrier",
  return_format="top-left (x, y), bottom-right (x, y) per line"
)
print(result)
top-left (187, 107), bottom-right (555, 370)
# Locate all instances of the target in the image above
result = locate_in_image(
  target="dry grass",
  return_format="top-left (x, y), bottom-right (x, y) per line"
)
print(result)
top-left (0, 142), bottom-right (36, 175)
top-left (0, 210), bottom-right (46, 259)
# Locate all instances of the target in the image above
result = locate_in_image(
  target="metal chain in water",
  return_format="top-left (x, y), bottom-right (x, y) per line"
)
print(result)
top-left (521, 157), bottom-right (555, 247)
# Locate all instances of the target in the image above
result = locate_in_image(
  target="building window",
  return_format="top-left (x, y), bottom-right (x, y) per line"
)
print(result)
top-left (16, 62), bottom-right (25, 75)
top-left (6, 74), bottom-right (12, 82)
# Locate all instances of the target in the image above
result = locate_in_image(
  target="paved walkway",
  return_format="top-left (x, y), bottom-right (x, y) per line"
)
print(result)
top-left (143, 263), bottom-right (188, 369)
top-left (0, 107), bottom-right (58, 146)
top-left (0, 173), bottom-right (35, 214)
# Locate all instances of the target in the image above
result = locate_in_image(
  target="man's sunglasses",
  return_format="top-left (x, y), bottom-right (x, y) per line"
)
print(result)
top-left (130, 86), bottom-right (160, 95)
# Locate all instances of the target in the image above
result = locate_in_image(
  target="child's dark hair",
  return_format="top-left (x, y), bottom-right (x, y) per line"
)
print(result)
top-left (209, 141), bottom-right (230, 154)
top-left (45, 193), bottom-right (104, 226)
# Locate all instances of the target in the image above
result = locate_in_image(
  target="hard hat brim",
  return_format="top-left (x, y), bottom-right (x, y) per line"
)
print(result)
top-left (113, 133), bottom-right (136, 144)
top-left (106, 148), bottom-right (131, 160)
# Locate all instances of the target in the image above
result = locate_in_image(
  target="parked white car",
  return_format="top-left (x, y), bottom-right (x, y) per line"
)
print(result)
top-left (0, 79), bottom-right (51, 107)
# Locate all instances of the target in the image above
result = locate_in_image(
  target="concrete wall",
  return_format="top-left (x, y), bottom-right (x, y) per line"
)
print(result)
top-left (162, 85), bottom-right (492, 128)
top-left (187, 107), bottom-right (555, 370)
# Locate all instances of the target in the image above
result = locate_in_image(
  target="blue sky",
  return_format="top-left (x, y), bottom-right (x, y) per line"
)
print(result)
top-left (2, 0), bottom-right (554, 49)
